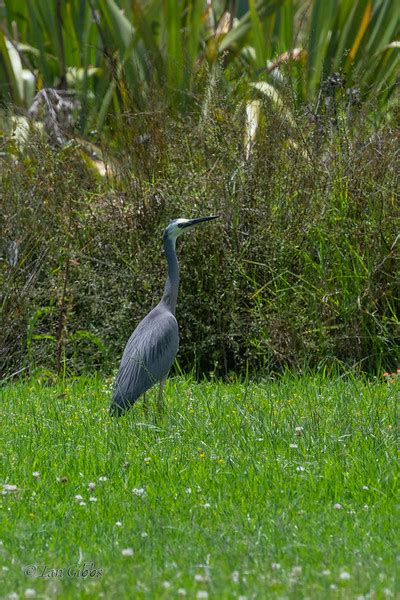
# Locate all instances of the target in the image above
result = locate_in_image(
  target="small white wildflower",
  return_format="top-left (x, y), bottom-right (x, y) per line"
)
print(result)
top-left (295, 426), bottom-right (303, 436)
top-left (290, 443), bottom-right (298, 449)
top-left (132, 487), bottom-right (146, 497)
top-left (339, 571), bottom-right (351, 581)
top-left (363, 504), bottom-right (369, 511)
top-left (32, 472), bottom-right (40, 479)
top-left (89, 496), bottom-right (97, 502)
top-left (231, 570), bottom-right (240, 583)
top-left (121, 548), bottom-right (134, 557)
top-left (383, 588), bottom-right (393, 597)
top-left (196, 592), bottom-right (208, 600)
top-left (195, 574), bottom-right (206, 582)
top-left (8, 594), bottom-right (19, 600)
top-left (115, 521), bottom-right (122, 527)
top-left (177, 590), bottom-right (187, 596)
top-left (3, 484), bottom-right (17, 492)
top-left (144, 457), bottom-right (151, 464)
top-left (2, 566), bottom-right (9, 571)
top-left (362, 485), bottom-right (369, 490)
top-left (98, 476), bottom-right (108, 482)
top-left (291, 566), bottom-right (302, 577)
top-left (321, 569), bottom-right (331, 576)
top-left (75, 495), bottom-right (83, 502)
top-left (333, 503), bottom-right (343, 510)
top-left (238, 596), bottom-right (248, 600)
top-left (24, 590), bottom-right (36, 598)
top-left (141, 531), bottom-right (148, 538)
top-left (296, 466), bottom-right (305, 472)
top-left (202, 503), bottom-right (211, 509)
top-left (271, 562), bottom-right (281, 570)
top-left (79, 501), bottom-right (86, 506)
top-left (185, 487), bottom-right (192, 494)
top-left (88, 482), bottom-right (96, 491)
top-left (162, 581), bottom-right (171, 589)
top-left (330, 583), bottom-right (337, 590)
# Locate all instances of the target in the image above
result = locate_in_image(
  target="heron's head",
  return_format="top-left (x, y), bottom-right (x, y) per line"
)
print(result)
top-left (163, 216), bottom-right (218, 243)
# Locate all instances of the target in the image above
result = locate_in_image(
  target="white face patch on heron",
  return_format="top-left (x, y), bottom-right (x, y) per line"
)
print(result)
top-left (165, 219), bottom-right (191, 240)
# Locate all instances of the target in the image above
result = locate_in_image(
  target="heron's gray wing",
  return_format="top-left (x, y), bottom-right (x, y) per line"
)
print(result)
top-left (112, 306), bottom-right (179, 411)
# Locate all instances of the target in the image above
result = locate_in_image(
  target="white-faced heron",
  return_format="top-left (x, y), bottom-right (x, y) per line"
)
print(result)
top-left (109, 216), bottom-right (218, 416)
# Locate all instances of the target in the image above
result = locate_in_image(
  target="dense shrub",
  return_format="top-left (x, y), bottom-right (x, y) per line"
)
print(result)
top-left (1, 92), bottom-right (399, 379)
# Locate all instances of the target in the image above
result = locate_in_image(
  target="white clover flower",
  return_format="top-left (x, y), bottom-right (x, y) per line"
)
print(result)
top-left (121, 548), bottom-right (134, 556)
top-left (24, 590), bottom-right (36, 598)
top-left (333, 503), bottom-right (343, 510)
top-left (3, 484), bottom-right (17, 493)
top-left (75, 495), bottom-right (83, 502)
top-left (339, 571), bottom-right (351, 581)
top-left (290, 443), bottom-right (298, 449)
top-left (79, 501), bottom-right (86, 506)
top-left (32, 472), bottom-right (40, 479)
top-left (195, 574), bottom-right (206, 583)
top-left (196, 592), bottom-right (208, 600)
top-left (295, 426), bottom-right (303, 436)
top-left (291, 566), bottom-right (302, 577)
top-left (271, 562), bottom-right (281, 570)
top-left (321, 569), bottom-right (331, 576)
top-left (296, 466), bottom-right (305, 472)
top-left (98, 476), bottom-right (108, 482)
top-left (231, 570), bottom-right (240, 583)
top-left (177, 589), bottom-right (187, 596)
top-left (88, 482), bottom-right (96, 491)
top-left (144, 457), bottom-right (151, 464)
top-left (115, 521), bottom-right (122, 527)
top-left (202, 503), bottom-right (211, 509)
top-left (89, 496), bottom-right (97, 502)
top-left (132, 487), bottom-right (146, 497)
top-left (185, 487), bottom-right (192, 494)
top-left (162, 581), bottom-right (171, 589)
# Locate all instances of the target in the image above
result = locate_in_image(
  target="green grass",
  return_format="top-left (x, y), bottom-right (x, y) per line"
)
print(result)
top-left (0, 375), bottom-right (398, 599)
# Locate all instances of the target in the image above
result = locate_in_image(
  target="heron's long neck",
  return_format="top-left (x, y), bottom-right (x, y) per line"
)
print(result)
top-left (161, 235), bottom-right (179, 314)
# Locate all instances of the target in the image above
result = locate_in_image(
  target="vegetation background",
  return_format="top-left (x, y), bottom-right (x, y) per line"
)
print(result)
top-left (0, 0), bottom-right (399, 380)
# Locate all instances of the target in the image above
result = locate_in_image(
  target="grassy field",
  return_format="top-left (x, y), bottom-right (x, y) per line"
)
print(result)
top-left (0, 374), bottom-right (398, 599)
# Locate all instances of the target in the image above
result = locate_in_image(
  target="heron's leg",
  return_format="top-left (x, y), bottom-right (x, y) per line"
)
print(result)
top-left (143, 392), bottom-right (148, 417)
top-left (157, 376), bottom-right (167, 416)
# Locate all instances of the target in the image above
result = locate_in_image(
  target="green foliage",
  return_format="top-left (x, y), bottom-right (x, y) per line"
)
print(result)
top-left (0, 0), bottom-right (398, 130)
top-left (1, 86), bottom-right (398, 378)
top-left (0, 375), bottom-right (398, 596)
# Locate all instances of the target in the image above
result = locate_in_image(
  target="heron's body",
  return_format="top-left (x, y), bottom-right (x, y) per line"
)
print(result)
top-left (110, 216), bottom-right (217, 416)
top-left (111, 302), bottom-right (179, 413)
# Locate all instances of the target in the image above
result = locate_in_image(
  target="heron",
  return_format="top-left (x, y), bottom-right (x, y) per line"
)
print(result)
top-left (109, 216), bottom-right (218, 416)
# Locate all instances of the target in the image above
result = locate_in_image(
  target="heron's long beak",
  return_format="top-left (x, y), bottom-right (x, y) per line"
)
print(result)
top-left (181, 216), bottom-right (218, 229)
